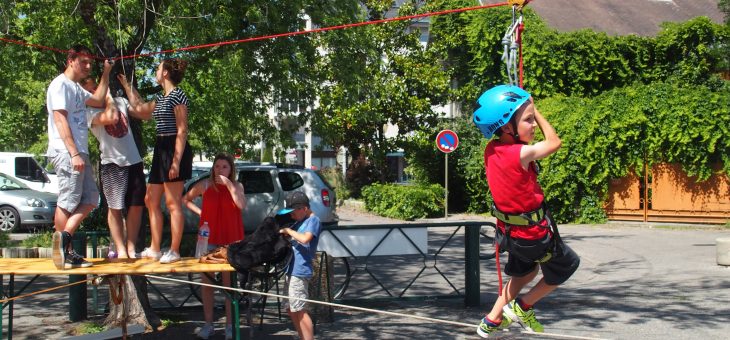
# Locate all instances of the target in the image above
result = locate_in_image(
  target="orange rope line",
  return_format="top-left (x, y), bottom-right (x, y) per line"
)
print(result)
top-left (0, 275), bottom-right (108, 304)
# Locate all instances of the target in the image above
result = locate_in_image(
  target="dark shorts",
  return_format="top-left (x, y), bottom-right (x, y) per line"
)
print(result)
top-left (100, 162), bottom-right (146, 209)
top-left (505, 238), bottom-right (580, 286)
top-left (148, 135), bottom-right (193, 184)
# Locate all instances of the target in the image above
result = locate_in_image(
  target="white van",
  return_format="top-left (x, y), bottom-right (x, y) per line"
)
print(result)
top-left (0, 152), bottom-right (59, 194)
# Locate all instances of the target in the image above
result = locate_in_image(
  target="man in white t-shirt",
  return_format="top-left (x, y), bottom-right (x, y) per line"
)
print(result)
top-left (46, 44), bottom-right (113, 269)
top-left (82, 78), bottom-right (146, 259)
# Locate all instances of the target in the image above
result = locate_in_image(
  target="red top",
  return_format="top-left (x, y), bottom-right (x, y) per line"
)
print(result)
top-left (200, 183), bottom-right (244, 245)
top-left (485, 141), bottom-right (548, 240)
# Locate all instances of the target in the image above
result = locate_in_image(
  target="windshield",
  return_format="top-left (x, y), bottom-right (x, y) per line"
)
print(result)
top-left (0, 173), bottom-right (30, 190)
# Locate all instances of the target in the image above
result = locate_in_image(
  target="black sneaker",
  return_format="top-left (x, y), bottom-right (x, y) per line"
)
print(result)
top-left (65, 249), bottom-right (93, 269)
top-left (51, 231), bottom-right (65, 270)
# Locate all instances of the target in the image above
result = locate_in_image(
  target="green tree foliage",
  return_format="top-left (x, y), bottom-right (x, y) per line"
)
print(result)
top-left (403, 117), bottom-right (485, 212)
top-left (418, 1), bottom-right (730, 223)
top-left (720, 0), bottom-right (730, 24)
top-left (311, 0), bottom-right (451, 183)
top-left (0, 0), bottom-right (360, 158)
top-left (430, 1), bottom-right (727, 101)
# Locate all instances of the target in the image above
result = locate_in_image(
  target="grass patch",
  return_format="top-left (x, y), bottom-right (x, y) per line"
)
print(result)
top-left (74, 322), bottom-right (105, 335)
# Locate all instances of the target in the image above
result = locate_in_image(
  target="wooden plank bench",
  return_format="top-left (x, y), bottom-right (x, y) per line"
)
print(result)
top-left (0, 258), bottom-right (241, 340)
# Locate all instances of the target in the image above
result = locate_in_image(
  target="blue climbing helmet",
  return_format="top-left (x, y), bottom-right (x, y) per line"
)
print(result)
top-left (472, 85), bottom-right (531, 139)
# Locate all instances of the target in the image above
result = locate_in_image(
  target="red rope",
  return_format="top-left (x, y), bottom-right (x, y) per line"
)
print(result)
top-left (0, 37), bottom-right (74, 55)
top-left (495, 242), bottom-right (503, 296)
top-left (0, 2), bottom-right (510, 61)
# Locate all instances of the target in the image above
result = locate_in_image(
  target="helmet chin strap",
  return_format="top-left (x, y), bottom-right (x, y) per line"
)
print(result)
top-left (508, 121), bottom-right (527, 145)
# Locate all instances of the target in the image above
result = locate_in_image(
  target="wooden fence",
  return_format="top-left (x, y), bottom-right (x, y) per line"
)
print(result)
top-left (605, 163), bottom-right (730, 224)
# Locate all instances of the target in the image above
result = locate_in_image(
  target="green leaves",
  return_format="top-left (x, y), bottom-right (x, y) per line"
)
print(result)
top-left (362, 183), bottom-right (445, 220)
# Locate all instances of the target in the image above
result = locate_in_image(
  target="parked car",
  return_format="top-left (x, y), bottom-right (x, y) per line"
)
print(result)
top-left (0, 152), bottom-right (59, 194)
top-left (179, 163), bottom-right (338, 234)
top-left (0, 172), bottom-right (57, 232)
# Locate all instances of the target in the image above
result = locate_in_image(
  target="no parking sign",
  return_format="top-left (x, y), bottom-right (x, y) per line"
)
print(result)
top-left (435, 129), bottom-right (459, 219)
top-left (436, 129), bottom-right (459, 153)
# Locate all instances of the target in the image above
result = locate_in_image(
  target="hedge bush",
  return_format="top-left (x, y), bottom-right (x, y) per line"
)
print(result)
top-left (361, 183), bottom-right (444, 220)
top-left (430, 4), bottom-right (728, 103)
top-left (443, 81), bottom-right (729, 224)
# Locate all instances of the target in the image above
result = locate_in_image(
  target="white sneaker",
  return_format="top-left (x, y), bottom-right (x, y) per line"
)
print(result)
top-left (197, 323), bottom-right (215, 339)
top-left (159, 250), bottom-right (181, 264)
top-left (139, 248), bottom-right (162, 260)
top-left (225, 324), bottom-right (233, 339)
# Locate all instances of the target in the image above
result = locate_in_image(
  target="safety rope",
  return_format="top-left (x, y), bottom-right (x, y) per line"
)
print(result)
top-left (146, 274), bottom-right (607, 340)
top-left (0, 2), bottom-right (513, 61)
top-left (0, 274), bottom-right (109, 304)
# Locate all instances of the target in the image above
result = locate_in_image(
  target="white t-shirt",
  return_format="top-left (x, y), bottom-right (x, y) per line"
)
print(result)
top-left (46, 73), bottom-right (91, 157)
top-left (86, 97), bottom-right (143, 166)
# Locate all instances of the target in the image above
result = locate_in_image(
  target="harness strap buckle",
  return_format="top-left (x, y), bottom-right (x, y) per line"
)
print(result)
top-left (491, 204), bottom-right (546, 226)
top-left (535, 251), bottom-right (552, 263)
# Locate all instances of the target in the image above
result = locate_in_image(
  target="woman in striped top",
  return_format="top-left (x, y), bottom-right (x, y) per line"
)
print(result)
top-left (118, 58), bottom-right (193, 264)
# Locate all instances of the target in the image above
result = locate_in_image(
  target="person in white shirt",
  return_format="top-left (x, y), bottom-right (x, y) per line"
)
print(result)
top-left (46, 44), bottom-right (113, 269)
top-left (81, 77), bottom-right (146, 259)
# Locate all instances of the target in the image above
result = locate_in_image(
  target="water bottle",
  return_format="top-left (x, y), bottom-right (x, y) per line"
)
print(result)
top-left (195, 222), bottom-right (210, 258)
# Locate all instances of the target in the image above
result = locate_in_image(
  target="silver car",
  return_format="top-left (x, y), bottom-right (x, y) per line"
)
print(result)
top-left (0, 172), bottom-right (57, 232)
top-left (182, 163), bottom-right (338, 233)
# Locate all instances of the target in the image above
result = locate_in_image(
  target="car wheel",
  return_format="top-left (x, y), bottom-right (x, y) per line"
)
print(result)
top-left (0, 206), bottom-right (20, 232)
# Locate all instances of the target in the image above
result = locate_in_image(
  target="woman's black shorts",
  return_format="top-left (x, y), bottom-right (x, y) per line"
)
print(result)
top-left (148, 135), bottom-right (193, 184)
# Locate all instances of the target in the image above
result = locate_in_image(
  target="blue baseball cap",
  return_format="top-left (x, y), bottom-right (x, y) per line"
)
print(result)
top-left (277, 191), bottom-right (310, 215)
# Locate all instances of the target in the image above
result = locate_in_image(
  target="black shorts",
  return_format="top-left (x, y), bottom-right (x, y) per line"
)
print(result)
top-left (148, 135), bottom-right (193, 184)
top-left (126, 162), bottom-right (146, 206)
top-left (505, 238), bottom-right (580, 286)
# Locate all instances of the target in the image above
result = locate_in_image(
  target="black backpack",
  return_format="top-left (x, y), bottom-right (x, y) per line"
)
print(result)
top-left (227, 216), bottom-right (291, 273)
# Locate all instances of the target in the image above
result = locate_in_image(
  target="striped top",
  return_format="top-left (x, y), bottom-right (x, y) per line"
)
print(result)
top-left (153, 88), bottom-right (189, 135)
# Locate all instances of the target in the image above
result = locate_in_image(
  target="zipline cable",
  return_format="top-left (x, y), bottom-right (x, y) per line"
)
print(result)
top-left (146, 274), bottom-right (607, 340)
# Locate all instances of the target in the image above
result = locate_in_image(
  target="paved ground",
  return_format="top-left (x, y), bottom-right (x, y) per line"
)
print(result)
top-left (4, 205), bottom-right (730, 339)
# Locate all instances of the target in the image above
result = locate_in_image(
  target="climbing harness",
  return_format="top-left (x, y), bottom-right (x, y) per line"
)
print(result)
top-left (491, 203), bottom-right (546, 226)
top-left (492, 202), bottom-right (564, 295)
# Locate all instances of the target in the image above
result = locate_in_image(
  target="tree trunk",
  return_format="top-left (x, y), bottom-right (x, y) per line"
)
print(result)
top-left (103, 275), bottom-right (161, 332)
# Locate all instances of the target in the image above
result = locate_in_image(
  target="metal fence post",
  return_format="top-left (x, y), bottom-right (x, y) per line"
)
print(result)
top-left (464, 224), bottom-right (480, 307)
top-left (69, 231), bottom-right (87, 321)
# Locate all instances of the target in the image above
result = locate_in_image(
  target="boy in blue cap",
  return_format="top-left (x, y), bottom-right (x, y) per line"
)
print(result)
top-left (472, 85), bottom-right (580, 338)
top-left (277, 191), bottom-right (321, 340)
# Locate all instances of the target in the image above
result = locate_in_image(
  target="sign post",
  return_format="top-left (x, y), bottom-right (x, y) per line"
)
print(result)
top-left (435, 129), bottom-right (459, 219)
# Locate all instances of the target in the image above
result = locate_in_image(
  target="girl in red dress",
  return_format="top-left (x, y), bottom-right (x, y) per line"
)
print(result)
top-left (184, 153), bottom-right (245, 339)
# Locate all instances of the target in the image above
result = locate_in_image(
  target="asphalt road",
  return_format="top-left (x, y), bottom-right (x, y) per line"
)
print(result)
top-left (5, 206), bottom-right (730, 339)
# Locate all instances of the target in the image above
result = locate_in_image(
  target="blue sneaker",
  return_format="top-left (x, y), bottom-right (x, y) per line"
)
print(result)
top-left (476, 315), bottom-right (512, 338)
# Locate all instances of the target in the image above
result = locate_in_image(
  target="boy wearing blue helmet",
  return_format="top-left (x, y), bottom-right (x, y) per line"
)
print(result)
top-left (473, 85), bottom-right (580, 338)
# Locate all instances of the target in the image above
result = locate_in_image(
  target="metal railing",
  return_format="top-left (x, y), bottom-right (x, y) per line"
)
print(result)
top-left (320, 221), bottom-right (497, 307)
top-left (71, 220), bottom-right (497, 316)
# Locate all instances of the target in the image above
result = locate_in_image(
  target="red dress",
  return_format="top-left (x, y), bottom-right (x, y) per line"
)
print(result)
top-left (485, 141), bottom-right (549, 240)
top-left (199, 183), bottom-right (244, 245)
